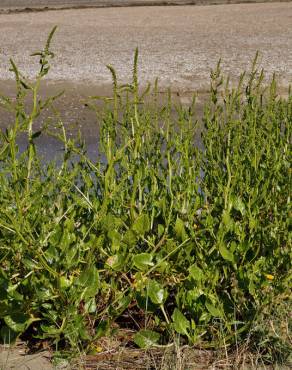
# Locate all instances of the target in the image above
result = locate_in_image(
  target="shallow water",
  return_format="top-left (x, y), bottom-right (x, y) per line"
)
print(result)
top-left (0, 81), bottom-right (204, 162)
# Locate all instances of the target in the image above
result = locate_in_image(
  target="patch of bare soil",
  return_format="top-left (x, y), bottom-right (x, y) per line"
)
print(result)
top-left (2, 338), bottom-right (291, 369)
top-left (0, 342), bottom-right (52, 370)
top-left (0, 1), bottom-right (290, 13)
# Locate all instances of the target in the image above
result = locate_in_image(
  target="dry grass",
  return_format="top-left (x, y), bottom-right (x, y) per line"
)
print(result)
top-left (72, 338), bottom-right (291, 369)
top-left (2, 332), bottom-right (291, 370)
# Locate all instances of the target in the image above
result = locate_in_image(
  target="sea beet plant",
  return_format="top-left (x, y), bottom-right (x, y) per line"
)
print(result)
top-left (0, 29), bottom-right (291, 365)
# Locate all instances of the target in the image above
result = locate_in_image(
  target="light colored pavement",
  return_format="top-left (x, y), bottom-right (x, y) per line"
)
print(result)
top-left (0, 2), bottom-right (291, 91)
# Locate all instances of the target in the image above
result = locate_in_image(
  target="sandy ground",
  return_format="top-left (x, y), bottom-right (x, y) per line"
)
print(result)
top-left (0, 343), bottom-right (53, 370)
top-left (0, 2), bottom-right (291, 90)
top-left (0, 0), bottom-right (288, 11)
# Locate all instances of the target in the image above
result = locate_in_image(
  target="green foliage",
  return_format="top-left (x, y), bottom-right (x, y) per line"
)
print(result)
top-left (0, 29), bottom-right (291, 365)
top-left (133, 330), bottom-right (160, 349)
top-left (172, 309), bottom-right (190, 337)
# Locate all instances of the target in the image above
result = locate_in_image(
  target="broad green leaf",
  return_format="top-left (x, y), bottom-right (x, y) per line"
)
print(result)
top-left (133, 253), bottom-right (154, 271)
top-left (147, 280), bottom-right (166, 305)
top-left (4, 313), bottom-right (38, 333)
top-left (101, 214), bottom-right (122, 232)
top-left (249, 279), bottom-right (256, 296)
top-left (78, 322), bottom-right (92, 341)
top-left (108, 229), bottom-right (121, 251)
top-left (238, 240), bottom-right (250, 253)
top-left (105, 254), bottom-right (125, 271)
top-left (22, 258), bottom-right (37, 270)
top-left (230, 241), bottom-right (237, 253)
top-left (45, 245), bottom-right (59, 261)
top-left (205, 301), bottom-right (222, 318)
top-left (60, 229), bottom-right (76, 250)
top-left (123, 229), bottom-right (137, 246)
top-left (172, 308), bottom-right (190, 336)
top-left (158, 224), bottom-right (164, 238)
top-left (41, 324), bottom-right (63, 335)
top-left (222, 211), bottom-right (233, 231)
top-left (49, 226), bottom-right (62, 246)
top-left (66, 248), bottom-right (77, 268)
top-left (188, 265), bottom-right (203, 281)
top-left (233, 196), bottom-right (246, 215)
top-left (174, 217), bottom-right (187, 241)
top-left (199, 311), bottom-right (209, 323)
top-left (7, 285), bottom-right (23, 301)
top-left (249, 217), bottom-right (258, 230)
top-left (134, 329), bottom-right (160, 349)
top-left (154, 258), bottom-right (169, 273)
top-left (36, 287), bottom-right (52, 300)
top-left (77, 266), bottom-right (99, 297)
top-left (132, 214), bottom-right (150, 236)
top-left (84, 298), bottom-right (97, 313)
top-left (95, 320), bottom-right (110, 339)
top-left (187, 287), bottom-right (204, 302)
top-left (115, 294), bottom-right (131, 314)
top-left (135, 292), bottom-right (157, 312)
top-left (219, 242), bottom-right (234, 263)
top-left (59, 276), bottom-right (72, 289)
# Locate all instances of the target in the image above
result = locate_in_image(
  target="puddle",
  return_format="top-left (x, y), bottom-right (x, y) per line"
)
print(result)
top-left (0, 80), bottom-right (205, 163)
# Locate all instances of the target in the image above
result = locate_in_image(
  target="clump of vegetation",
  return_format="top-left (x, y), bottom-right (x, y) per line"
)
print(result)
top-left (0, 28), bottom-right (291, 366)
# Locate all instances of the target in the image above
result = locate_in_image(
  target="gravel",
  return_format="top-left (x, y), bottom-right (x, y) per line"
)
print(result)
top-left (0, 2), bottom-right (291, 91)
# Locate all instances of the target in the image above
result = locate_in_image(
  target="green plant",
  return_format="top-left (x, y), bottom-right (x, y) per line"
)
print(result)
top-left (0, 29), bottom-right (291, 365)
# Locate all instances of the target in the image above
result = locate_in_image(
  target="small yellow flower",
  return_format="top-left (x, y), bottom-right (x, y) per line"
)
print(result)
top-left (265, 274), bottom-right (274, 280)
top-left (88, 345), bottom-right (103, 355)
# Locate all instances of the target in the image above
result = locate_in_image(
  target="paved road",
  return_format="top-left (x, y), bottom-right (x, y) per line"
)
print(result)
top-left (0, 2), bottom-right (291, 91)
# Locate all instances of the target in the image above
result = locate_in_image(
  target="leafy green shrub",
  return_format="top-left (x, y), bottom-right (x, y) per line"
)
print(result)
top-left (0, 29), bottom-right (291, 364)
